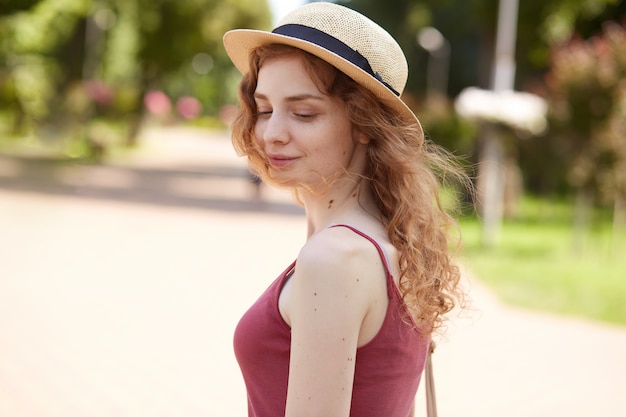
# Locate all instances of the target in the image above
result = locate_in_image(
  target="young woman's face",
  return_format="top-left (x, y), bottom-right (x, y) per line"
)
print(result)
top-left (253, 55), bottom-right (367, 189)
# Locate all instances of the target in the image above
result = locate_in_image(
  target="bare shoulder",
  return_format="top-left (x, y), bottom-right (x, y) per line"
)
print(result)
top-left (295, 226), bottom-right (388, 293)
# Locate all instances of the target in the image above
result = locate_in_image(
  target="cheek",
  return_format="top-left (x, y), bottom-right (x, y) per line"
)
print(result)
top-left (253, 123), bottom-right (264, 146)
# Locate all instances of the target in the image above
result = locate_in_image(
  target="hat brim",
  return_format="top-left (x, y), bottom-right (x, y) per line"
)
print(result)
top-left (223, 29), bottom-right (422, 129)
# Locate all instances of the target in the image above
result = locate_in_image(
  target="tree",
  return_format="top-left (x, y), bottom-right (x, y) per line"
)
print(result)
top-left (0, 0), bottom-right (90, 135)
top-left (94, 0), bottom-right (272, 145)
top-left (545, 20), bottom-right (626, 251)
top-left (0, 0), bottom-right (272, 152)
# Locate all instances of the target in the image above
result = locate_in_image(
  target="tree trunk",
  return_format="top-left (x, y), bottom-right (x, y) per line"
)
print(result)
top-left (573, 188), bottom-right (592, 254)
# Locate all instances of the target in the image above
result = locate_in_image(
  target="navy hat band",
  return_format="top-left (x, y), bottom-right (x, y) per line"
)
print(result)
top-left (272, 23), bottom-right (400, 97)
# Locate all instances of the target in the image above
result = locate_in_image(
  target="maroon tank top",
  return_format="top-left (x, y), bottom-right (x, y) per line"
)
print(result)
top-left (233, 224), bottom-right (430, 417)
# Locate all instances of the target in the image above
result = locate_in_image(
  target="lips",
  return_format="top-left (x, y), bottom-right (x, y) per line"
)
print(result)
top-left (267, 154), bottom-right (298, 168)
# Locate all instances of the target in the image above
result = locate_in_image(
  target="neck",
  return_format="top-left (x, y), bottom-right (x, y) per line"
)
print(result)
top-left (299, 176), bottom-right (379, 238)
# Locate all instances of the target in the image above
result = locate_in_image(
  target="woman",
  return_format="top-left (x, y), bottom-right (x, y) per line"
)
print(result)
top-left (223, 3), bottom-right (466, 416)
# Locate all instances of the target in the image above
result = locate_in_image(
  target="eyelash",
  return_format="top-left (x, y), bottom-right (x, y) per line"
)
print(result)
top-left (256, 111), bottom-right (315, 120)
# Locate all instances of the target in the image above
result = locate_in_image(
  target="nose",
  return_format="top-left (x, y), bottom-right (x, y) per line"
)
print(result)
top-left (257, 112), bottom-right (290, 145)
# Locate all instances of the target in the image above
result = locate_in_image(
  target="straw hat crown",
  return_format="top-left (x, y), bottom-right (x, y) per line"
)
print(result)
top-left (275, 2), bottom-right (408, 96)
top-left (223, 2), bottom-right (419, 126)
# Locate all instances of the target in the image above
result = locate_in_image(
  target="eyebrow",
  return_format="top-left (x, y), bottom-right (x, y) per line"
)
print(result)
top-left (253, 92), bottom-right (326, 103)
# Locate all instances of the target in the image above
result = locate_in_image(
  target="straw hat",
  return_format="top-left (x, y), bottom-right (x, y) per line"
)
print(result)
top-left (223, 2), bottom-right (422, 130)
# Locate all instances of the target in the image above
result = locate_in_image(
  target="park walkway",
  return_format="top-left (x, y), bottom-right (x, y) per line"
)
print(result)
top-left (1, 126), bottom-right (625, 417)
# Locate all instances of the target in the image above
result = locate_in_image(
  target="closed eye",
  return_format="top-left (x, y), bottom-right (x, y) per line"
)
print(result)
top-left (295, 113), bottom-right (316, 120)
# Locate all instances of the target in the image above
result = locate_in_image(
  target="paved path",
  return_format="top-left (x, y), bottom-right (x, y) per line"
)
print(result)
top-left (1, 126), bottom-right (625, 417)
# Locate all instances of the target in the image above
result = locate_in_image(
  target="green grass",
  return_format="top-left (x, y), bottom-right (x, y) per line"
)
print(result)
top-left (458, 196), bottom-right (626, 326)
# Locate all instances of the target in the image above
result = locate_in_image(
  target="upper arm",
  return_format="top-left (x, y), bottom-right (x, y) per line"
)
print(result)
top-left (284, 231), bottom-right (383, 417)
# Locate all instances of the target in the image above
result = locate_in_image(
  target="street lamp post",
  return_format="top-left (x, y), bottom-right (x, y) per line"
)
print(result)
top-left (417, 27), bottom-right (450, 102)
top-left (492, 0), bottom-right (519, 92)
top-left (480, 0), bottom-right (520, 246)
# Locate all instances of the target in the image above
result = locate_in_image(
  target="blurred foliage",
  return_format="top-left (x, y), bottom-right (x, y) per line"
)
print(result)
top-left (543, 20), bottom-right (626, 238)
top-left (519, 21), bottom-right (626, 206)
top-left (341, 0), bottom-right (625, 211)
top-left (547, 22), bottom-right (626, 197)
top-left (0, 0), bottom-right (42, 14)
top-left (416, 97), bottom-right (476, 157)
top-left (339, 0), bottom-right (622, 95)
top-left (0, 0), bottom-right (271, 156)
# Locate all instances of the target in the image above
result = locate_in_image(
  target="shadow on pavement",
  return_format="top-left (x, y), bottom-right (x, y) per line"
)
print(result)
top-left (0, 155), bottom-right (304, 216)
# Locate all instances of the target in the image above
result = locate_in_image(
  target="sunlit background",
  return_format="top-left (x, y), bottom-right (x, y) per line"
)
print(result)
top-left (1, 0), bottom-right (625, 416)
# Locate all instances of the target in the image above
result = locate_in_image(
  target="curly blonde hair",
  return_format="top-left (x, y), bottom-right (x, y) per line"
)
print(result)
top-left (231, 44), bottom-right (467, 333)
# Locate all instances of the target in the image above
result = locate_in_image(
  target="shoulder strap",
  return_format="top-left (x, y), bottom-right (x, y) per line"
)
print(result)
top-left (328, 224), bottom-right (395, 296)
